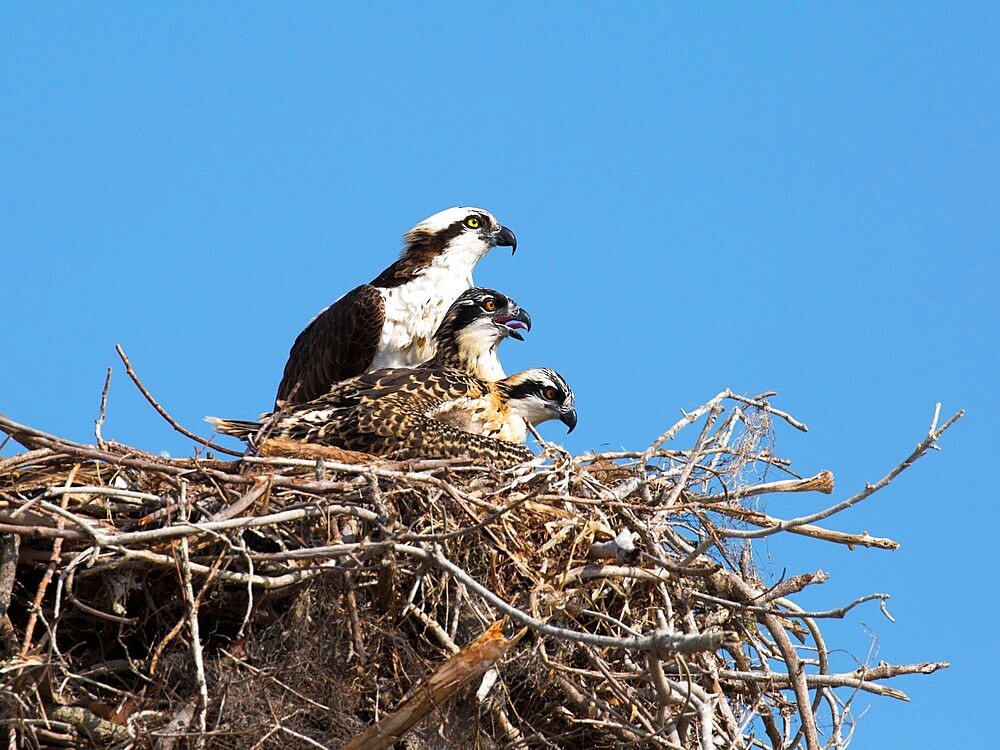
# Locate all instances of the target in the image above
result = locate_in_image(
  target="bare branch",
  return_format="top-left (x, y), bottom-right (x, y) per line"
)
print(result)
top-left (176, 483), bottom-right (209, 745)
top-left (340, 622), bottom-right (515, 750)
top-left (94, 366), bottom-right (112, 450)
top-left (717, 407), bottom-right (963, 541)
top-left (115, 343), bottom-right (243, 456)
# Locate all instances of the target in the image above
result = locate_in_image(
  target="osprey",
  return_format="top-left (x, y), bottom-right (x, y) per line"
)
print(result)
top-left (430, 367), bottom-right (574, 444)
top-left (421, 287), bottom-right (531, 380)
top-left (209, 368), bottom-right (576, 469)
top-left (275, 207), bottom-right (517, 405)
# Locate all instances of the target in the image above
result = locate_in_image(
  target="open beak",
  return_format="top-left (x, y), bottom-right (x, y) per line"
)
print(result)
top-left (560, 406), bottom-right (578, 433)
top-left (494, 225), bottom-right (517, 254)
top-left (493, 305), bottom-right (532, 341)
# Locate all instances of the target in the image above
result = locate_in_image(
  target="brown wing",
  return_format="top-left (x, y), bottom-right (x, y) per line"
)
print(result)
top-left (274, 285), bottom-right (385, 406)
top-left (383, 412), bottom-right (534, 469)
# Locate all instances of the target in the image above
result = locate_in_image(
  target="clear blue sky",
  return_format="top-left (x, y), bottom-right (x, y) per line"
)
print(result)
top-left (2, 4), bottom-right (996, 746)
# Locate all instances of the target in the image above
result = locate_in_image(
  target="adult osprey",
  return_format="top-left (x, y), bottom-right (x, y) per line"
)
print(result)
top-left (275, 207), bottom-right (517, 405)
top-left (210, 368), bottom-right (576, 469)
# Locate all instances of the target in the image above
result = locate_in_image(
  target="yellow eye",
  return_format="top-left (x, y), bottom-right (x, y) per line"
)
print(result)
top-left (483, 298), bottom-right (496, 311)
top-left (544, 388), bottom-right (557, 400)
top-left (465, 216), bottom-right (480, 228)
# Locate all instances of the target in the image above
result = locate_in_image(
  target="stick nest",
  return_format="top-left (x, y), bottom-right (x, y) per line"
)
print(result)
top-left (0, 392), bottom-right (956, 749)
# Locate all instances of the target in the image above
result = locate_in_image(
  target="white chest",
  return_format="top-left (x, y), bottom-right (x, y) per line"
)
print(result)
top-left (371, 262), bottom-right (476, 371)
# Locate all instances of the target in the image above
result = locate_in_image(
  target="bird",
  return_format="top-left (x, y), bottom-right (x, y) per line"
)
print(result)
top-left (275, 207), bottom-right (517, 406)
top-left (209, 368), bottom-right (576, 469)
top-left (420, 287), bottom-right (531, 380)
top-left (424, 367), bottom-right (575, 445)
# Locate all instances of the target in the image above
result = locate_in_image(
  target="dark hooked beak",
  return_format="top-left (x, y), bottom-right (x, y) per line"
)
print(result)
top-left (493, 305), bottom-right (532, 341)
top-left (560, 406), bottom-right (578, 433)
top-left (494, 225), bottom-right (517, 254)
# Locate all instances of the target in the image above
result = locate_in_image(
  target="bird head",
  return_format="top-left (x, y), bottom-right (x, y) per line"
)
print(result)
top-left (443, 287), bottom-right (531, 344)
top-left (425, 288), bottom-right (531, 376)
top-left (502, 368), bottom-right (577, 433)
top-left (403, 207), bottom-right (517, 260)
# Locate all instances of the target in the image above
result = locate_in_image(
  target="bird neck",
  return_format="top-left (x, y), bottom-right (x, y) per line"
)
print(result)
top-left (372, 232), bottom-right (491, 289)
top-left (423, 233), bottom-right (492, 283)
top-left (428, 333), bottom-right (506, 381)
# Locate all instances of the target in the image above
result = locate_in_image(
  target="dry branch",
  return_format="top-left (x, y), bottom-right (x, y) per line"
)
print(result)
top-left (340, 621), bottom-right (516, 750)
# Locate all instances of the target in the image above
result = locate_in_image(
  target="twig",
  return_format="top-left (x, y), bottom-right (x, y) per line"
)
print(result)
top-left (717, 407), bottom-right (963, 541)
top-left (689, 590), bottom-right (891, 620)
top-left (42, 485), bottom-right (164, 503)
top-left (44, 705), bottom-right (130, 745)
top-left (397, 543), bottom-right (729, 654)
top-left (281, 726), bottom-right (331, 749)
top-left (176, 482), bottom-right (209, 745)
top-left (725, 391), bottom-right (809, 432)
top-left (660, 402), bottom-right (724, 509)
top-left (53, 504), bottom-right (379, 549)
top-left (0, 531), bottom-right (18, 645)
top-left (697, 470), bottom-right (835, 503)
top-left (716, 660), bottom-right (950, 701)
top-left (20, 463), bottom-right (79, 657)
top-left (710, 504), bottom-right (899, 549)
top-left (221, 648), bottom-right (331, 712)
top-left (115, 343), bottom-right (243, 457)
top-left (642, 392), bottom-right (728, 465)
top-left (94, 367), bottom-right (112, 450)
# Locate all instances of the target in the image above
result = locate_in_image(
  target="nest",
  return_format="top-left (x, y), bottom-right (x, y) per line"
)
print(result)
top-left (0, 391), bottom-right (958, 749)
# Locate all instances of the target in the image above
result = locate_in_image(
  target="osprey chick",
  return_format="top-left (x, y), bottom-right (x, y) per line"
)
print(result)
top-left (275, 207), bottom-right (517, 405)
top-left (430, 367), bottom-right (575, 444)
top-left (422, 287), bottom-right (531, 380)
top-left (210, 368), bottom-right (575, 469)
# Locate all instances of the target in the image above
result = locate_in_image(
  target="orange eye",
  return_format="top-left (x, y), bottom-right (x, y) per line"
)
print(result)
top-left (483, 298), bottom-right (496, 311)
top-left (544, 388), bottom-right (557, 400)
top-left (465, 216), bottom-right (480, 228)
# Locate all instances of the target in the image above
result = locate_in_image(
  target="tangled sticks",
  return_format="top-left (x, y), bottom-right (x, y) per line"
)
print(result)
top-left (0, 392), bottom-right (958, 749)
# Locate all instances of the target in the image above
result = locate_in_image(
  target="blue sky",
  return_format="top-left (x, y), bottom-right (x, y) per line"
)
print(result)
top-left (2, 4), bottom-right (996, 746)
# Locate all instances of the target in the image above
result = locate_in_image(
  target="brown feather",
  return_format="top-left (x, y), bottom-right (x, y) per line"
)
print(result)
top-left (228, 368), bottom-right (534, 469)
top-left (369, 222), bottom-right (465, 288)
top-left (275, 285), bottom-right (385, 405)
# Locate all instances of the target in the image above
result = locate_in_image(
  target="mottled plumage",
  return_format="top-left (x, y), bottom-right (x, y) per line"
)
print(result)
top-left (275, 207), bottom-right (517, 406)
top-left (429, 368), bottom-right (574, 444)
top-left (210, 368), bottom-right (575, 469)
